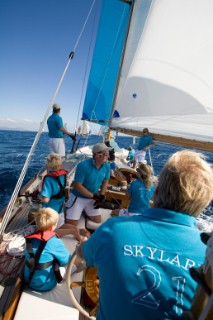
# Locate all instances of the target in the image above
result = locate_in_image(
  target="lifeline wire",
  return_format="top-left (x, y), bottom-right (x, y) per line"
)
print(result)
top-left (0, 0), bottom-right (97, 238)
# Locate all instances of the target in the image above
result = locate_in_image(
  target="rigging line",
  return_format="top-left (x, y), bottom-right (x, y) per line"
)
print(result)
top-left (88, 6), bottom-right (128, 123)
top-left (75, 0), bottom-right (99, 131)
top-left (72, 0), bottom-right (96, 53)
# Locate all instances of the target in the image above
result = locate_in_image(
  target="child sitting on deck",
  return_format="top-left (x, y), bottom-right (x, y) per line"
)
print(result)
top-left (39, 153), bottom-right (89, 241)
top-left (24, 208), bottom-right (84, 291)
top-left (111, 163), bottom-right (156, 217)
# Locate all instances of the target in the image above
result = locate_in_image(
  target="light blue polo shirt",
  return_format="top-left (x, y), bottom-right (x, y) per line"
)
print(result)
top-left (128, 179), bottom-right (155, 214)
top-left (83, 208), bottom-right (206, 320)
top-left (72, 158), bottom-right (110, 198)
top-left (137, 135), bottom-right (153, 150)
top-left (47, 113), bottom-right (64, 138)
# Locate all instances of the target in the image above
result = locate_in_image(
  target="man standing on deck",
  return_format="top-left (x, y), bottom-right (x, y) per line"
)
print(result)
top-left (66, 143), bottom-right (111, 225)
top-left (133, 128), bottom-right (155, 169)
top-left (47, 103), bottom-right (76, 157)
top-left (76, 150), bottom-right (213, 320)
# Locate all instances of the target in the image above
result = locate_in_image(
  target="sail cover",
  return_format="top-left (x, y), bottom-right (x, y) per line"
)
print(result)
top-left (82, 0), bottom-right (131, 124)
top-left (110, 0), bottom-right (213, 142)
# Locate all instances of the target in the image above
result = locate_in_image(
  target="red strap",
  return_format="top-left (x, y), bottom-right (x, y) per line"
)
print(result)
top-left (25, 230), bottom-right (57, 241)
top-left (42, 169), bottom-right (68, 188)
top-left (46, 169), bottom-right (68, 177)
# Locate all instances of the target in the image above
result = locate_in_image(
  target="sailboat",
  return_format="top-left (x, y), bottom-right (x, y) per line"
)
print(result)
top-left (0, 0), bottom-right (213, 319)
top-left (78, 120), bottom-right (92, 137)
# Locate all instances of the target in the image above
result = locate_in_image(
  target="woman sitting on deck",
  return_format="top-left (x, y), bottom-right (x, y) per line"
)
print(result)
top-left (111, 163), bottom-right (156, 217)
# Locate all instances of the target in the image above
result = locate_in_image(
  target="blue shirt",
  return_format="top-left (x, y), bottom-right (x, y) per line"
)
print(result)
top-left (47, 113), bottom-right (64, 138)
top-left (24, 235), bottom-right (70, 291)
top-left (72, 158), bottom-right (110, 198)
top-left (40, 173), bottom-right (66, 213)
top-left (83, 208), bottom-right (205, 320)
top-left (128, 179), bottom-right (155, 214)
top-left (137, 135), bottom-right (153, 150)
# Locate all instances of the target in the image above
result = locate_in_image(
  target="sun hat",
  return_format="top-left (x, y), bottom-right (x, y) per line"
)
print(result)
top-left (52, 103), bottom-right (61, 111)
top-left (92, 143), bottom-right (112, 154)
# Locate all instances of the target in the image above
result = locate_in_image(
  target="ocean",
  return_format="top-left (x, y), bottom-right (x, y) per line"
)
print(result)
top-left (0, 129), bottom-right (213, 219)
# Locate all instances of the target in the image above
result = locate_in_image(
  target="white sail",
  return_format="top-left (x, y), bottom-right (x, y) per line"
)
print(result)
top-left (111, 0), bottom-right (213, 145)
top-left (78, 120), bottom-right (91, 136)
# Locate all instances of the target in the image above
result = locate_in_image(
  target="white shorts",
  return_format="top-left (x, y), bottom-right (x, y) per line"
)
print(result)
top-left (66, 193), bottom-right (101, 221)
top-left (134, 150), bottom-right (147, 164)
top-left (56, 213), bottom-right (65, 228)
top-left (49, 138), bottom-right (65, 157)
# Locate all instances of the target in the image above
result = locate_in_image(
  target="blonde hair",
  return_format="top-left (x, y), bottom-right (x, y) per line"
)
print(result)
top-left (154, 150), bottom-right (213, 216)
top-left (46, 153), bottom-right (62, 171)
top-left (137, 163), bottom-right (153, 189)
top-left (34, 208), bottom-right (59, 231)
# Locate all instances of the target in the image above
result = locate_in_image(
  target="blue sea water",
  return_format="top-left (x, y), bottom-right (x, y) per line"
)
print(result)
top-left (0, 129), bottom-right (212, 216)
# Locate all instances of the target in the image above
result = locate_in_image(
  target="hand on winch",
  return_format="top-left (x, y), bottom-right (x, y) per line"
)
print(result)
top-left (31, 190), bottom-right (40, 201)
top-left (70, 134), bottom-right (76, 141)
top-left (92, 193), bottom-right (105, 209)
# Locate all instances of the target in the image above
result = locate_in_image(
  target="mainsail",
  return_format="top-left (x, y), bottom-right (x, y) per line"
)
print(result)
top-left (82, 0), bottom-right (213, 151)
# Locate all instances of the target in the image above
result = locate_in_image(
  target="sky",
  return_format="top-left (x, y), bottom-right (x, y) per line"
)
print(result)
top-left (0, 0), bottom-right (101, 132)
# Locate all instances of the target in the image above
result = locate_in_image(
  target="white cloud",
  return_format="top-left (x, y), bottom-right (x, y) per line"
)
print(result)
top-left (0, 116), bottom-right (47, 132)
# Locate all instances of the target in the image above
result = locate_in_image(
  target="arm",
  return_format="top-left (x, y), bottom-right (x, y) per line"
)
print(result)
top-left (76, 238), bottom-right (88, 259)
top-left (50, 237), bottom-right (71, 266)
top-left (39, 177), bottom-right (52, 203)
top-left (143, 142), bottom-right (156, 150)
top-left (54, 115), bottom-right (73, 137)
top-left (73, 181), bottom-right (93, 199)
top-left (143, 144), bottom-right (152, 150)
top-left (142, 137), bottom-right (156, 150)
top-left (39, 195), bottom-right (50, 203)
top-left (59, 126), bottom-right (73, 136)
top-left (100, 179), bottom-right (109, 196)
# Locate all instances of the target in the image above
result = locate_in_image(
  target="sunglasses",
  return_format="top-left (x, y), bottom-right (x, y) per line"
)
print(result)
top-left (97, 151), bottom-right (109, 156)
